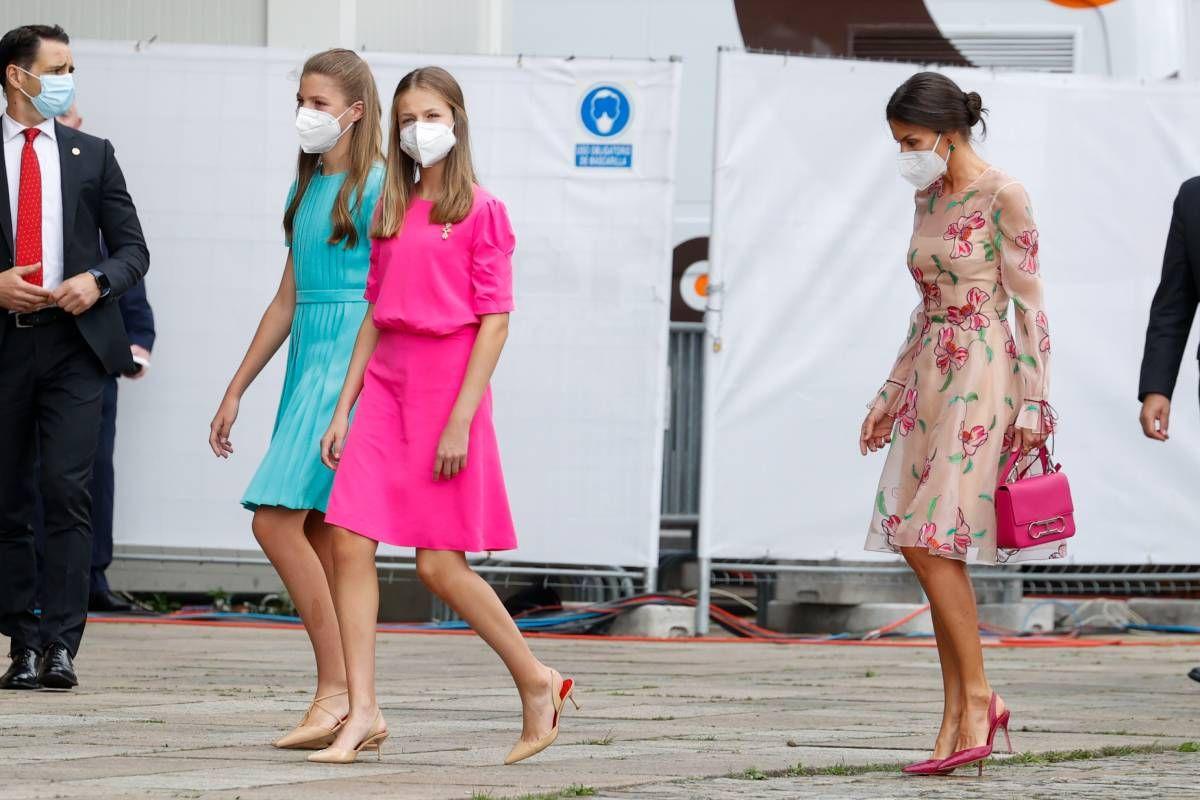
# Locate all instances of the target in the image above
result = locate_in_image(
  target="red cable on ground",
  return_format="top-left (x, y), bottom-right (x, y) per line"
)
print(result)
top-left (85, 613), bottom-right (1200, 648)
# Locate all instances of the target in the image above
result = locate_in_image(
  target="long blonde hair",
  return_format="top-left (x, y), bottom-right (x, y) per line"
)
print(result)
top-left (372, 66), bottom-right (476, 239)
top-left (284, 49), bottom-right (383, 250)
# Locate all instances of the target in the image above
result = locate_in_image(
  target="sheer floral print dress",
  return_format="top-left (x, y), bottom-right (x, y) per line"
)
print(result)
top-left (865, 167), bottom-right (1059, 564)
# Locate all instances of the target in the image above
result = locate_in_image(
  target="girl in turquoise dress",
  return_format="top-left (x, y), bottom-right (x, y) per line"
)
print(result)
top-left (207, 49), bottom-right (382, 750)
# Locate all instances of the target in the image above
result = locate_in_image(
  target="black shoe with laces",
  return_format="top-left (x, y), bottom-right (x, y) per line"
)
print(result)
top-left (1, 648), bottom-right (40, 690)
top-left (37, 643), bottom-right (78, 690)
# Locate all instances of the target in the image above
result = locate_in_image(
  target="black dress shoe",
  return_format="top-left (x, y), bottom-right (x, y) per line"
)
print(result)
top-left (1189, 666), bottom-right (1200, 684)
top-left (0, 648), bottom-right (40, 690)
top-left (37, 644), bottom-right (78, 690)
top-left (89, 589), bottom-right (134, 613)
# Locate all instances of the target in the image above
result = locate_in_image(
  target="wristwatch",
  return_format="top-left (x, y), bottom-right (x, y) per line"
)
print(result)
top-left (88, 268), bottom-right (111, 298)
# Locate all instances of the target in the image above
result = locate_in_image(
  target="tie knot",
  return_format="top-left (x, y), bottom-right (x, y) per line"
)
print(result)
top-left (22, 128), bottom-right (39, 144)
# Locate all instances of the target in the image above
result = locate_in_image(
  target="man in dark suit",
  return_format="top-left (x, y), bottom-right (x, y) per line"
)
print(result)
top-left (87, 279), bottom-right (155, 611)
top-left (0, 25), bottom-right (148, 690)
top-left (54, 104), bottom-right (157, 613)
top-left (1137, 177), bottom-right (1200, 685)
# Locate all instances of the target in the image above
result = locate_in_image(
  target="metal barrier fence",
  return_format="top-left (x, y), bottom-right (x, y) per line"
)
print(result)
top-left (661, 322), bottom-right (705, 529)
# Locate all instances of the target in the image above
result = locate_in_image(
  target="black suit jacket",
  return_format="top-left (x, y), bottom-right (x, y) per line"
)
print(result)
top-left (0, 122), bottom-right (149, 374)
top-left (1139, 177), bottom-right (1200, 402)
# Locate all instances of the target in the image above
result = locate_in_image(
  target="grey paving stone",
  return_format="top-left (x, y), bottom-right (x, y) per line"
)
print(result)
top-left (0, 623), bottom-right (1197, 800)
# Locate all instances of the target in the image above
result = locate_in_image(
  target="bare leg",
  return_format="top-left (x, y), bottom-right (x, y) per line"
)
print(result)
top-left (305, 511), bottom-right (339, 616)
top-left (928, 607), bottom-right (965, 757)
top-left (902, 547), bottom-right (1004, 752)
top-left (324, 528), bottom-right (384, 751)
top-left (253, 507), bottom-right (348, 721)
top-left (415, 549), bottom-right (557, 743)
top-left (903, 545), bottom-right (965, 760)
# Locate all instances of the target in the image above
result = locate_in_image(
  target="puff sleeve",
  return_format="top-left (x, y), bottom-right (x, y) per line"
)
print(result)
top-left (470, 197), bottom-right (516, 316)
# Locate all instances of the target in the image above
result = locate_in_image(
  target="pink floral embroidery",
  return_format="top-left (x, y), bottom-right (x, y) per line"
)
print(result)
top-left (944, 211), bottom-right (985, 258)
top-left (959, 421), bottom-right (988, 456)
top-left (918, 522), bottom-right (939, 549)
top-left (1050, 542), bottom-right (1068, 559)
top-left (881, 514), bottom-right (901, 547)
top-left (928, 177), bottom-right (945, 198)
top-left (919, 454), bottom-right (934, 487)
top-left (897, 388), bottom-right (919, 436)
top-left (952, 508), bottom-right (972, 555)
top-left (910, 264), bottom-right (942, 311)
top-left (1015, 229), bottom-right (1039, 274)
top-left (1036, 311), bottom-right (1051, 353)
top-left (946, 287), bottom-right (992, 331)
top-left (935, 327), bottom-right (969, 374)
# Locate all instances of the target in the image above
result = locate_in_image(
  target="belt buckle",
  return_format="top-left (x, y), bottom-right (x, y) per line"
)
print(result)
top-left (13, 312), bottom-right (34, 329)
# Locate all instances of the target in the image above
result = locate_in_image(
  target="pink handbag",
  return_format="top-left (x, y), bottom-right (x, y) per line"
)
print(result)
top-left (994, 447), bottom-right (1075, 550)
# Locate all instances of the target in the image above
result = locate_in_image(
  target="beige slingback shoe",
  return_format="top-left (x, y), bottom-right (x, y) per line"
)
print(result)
top-left (273, 690), bottom-right (348, 750)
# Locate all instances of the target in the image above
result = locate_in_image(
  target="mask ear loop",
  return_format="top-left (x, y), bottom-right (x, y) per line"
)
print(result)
top-left (13, 66), bottom-right (42, 106)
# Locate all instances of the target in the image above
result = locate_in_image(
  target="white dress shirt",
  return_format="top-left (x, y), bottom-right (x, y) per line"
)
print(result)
top-left (3, 113), bottom-right (64, 290)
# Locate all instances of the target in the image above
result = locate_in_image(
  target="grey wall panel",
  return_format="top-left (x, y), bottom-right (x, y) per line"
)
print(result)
top-left (354, 0), bottom-right (496, 54)
top-left (0, 0), bottom-right (267, 46)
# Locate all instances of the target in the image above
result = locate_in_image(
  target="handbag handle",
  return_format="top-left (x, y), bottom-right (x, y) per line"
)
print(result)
top-left (998, 446), bottom-right (1054, 486)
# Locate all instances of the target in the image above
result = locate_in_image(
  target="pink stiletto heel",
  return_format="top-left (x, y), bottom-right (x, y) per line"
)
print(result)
top-left (901, 757), bottom-right (955, 776)
top-left (939, 692), bottom-right (1012, 775)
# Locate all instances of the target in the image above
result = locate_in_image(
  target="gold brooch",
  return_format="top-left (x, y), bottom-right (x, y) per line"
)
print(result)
top-left (441, 223), bottom-right (452, 240)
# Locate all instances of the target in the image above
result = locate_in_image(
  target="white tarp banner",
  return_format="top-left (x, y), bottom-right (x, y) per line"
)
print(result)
top-left (73, 42), bottom-right (677, 568)
top-left (701, 50), bottom-right (1200, 564)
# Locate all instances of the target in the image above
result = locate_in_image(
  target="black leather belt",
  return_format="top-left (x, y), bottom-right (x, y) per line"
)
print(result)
top-left (10, 307), bottom-right (71, 328)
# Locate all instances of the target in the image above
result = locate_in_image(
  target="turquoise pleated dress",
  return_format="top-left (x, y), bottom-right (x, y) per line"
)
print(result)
top-left (242, 163), bottom-right (384, 512)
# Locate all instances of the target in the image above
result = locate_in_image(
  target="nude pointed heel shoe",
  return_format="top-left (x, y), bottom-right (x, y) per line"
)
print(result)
top-left (307, 711), bottom-right (388, 764)
top-left (273, 690), bottom-right (348, 750)
top-left (504, 675), bottom-right (580, 766)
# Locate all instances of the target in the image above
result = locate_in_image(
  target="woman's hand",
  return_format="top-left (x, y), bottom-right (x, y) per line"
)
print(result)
top-left (321, 413), bottom-right (350, 470)
top-left (859, 406), bottom-right (895, 456)
top-left (434, 418), bottom-right (470, 481)
top-left (1013, 427), bottom-right (1048, 454)
top-left (208, 395), bottom-right (239, 458)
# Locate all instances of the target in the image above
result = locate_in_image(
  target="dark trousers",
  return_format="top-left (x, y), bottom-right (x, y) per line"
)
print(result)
top-left (88, 377), bottom-right (118, 594)
top-left (33, 376), bottom-right (119, 600)
top-left (0, 317), bottom-right (106, 657)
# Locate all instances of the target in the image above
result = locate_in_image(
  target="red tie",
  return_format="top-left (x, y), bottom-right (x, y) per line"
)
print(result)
top-left (16, 127), bottom-right (42, 286)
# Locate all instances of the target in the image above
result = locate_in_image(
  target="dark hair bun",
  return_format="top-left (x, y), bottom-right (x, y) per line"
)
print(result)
top-left (964, 91), bottom-right (984, 127)
top-left (886, 72), bottom-right (988, 139)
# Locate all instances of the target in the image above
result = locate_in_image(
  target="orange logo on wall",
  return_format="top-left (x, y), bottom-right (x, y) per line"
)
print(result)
top-left (1046, 0), bottom-right (1117, 7)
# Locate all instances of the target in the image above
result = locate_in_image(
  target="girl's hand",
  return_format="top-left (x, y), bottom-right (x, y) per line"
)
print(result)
top-left (209, 395), bottom-right (239, 458)
top-left (859, 406), bottom-right (895, 455)
top-left (434, 418), bottom-right (470, 481)
top-left (1013, 427), bottom-right (1048, 454)
top-left (321, 413), bottom-right (349, 470)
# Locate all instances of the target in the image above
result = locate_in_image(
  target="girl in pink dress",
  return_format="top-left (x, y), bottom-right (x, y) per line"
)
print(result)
top-left (312, 67), bottom-right (577, 766)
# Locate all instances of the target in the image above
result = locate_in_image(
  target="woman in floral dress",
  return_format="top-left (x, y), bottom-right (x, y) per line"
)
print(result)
top-left (859, 72), bottom-right (1056, 777)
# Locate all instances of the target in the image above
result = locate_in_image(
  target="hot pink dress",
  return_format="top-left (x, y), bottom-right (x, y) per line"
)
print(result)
top-left (324, 186), bottom-right (517, 552)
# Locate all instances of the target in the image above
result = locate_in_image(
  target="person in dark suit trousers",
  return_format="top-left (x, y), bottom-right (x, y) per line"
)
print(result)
top-left (0, 25), bottom-right (149, 690)
top-left (88, 279), bottom-right (155, 611)
top-left (54, 104), bottom-right (157, 613)
top-left (1137, 176), bottom-right (1200, 686)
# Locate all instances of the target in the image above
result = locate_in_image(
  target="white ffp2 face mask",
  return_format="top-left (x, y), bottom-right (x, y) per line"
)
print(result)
top-left (399, 121), bottom-right (456, 169)
top-left (295, 106), bottom-right (353, 154)
top-left (897, 133), bottom-right (948, 190)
